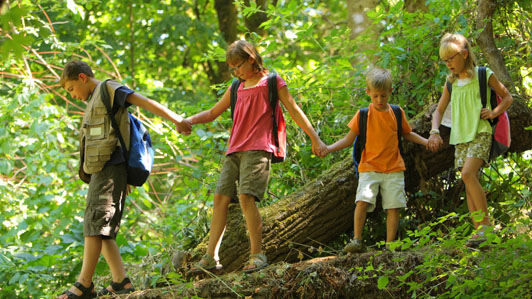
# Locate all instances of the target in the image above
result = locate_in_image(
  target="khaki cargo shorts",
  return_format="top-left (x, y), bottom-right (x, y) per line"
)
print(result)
top-left (215, 150), bottom-right (271, 202)
top-left (454, 132), bottom-right (492, 169)
top-left (84, 163), bottom-right (127, 239)
top-left (355, 171), bottom-right (407, 213)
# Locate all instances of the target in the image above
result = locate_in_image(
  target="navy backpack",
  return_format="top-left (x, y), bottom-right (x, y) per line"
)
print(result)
top-left (352, 105), bottom-right (403, 178)
top-left (101, 80), bottom-right (154, 186)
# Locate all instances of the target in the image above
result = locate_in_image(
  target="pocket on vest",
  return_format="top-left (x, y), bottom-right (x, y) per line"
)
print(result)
top-left (86, 145), bottom-right (115, 163)
top-left (86, 117), bottom-right (107, 140)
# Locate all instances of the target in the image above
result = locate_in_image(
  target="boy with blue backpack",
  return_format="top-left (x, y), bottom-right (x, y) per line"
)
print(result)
top-left (321, 68), bottom-right (428, 253)
top-left (58, 60), bottom-right (191, 298)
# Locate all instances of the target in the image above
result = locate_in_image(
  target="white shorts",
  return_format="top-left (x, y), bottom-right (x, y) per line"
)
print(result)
top-left (355, 171), bottom-right (407, 212)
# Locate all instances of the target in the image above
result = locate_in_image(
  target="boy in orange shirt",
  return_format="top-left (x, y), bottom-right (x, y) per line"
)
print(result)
top-left (321, 68), bottom-right (428, 252)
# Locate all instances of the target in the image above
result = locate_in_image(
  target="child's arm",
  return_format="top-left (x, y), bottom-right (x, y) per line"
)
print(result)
top-left (126, 92), bottom-right (192, 135)
top-left (325, 130), bottom-right (357, 156)
top-left (278, 86), bottom-right (327, 156)
top-left (482, 74), bottom-right (513, 120)
top-left (403, 131), bottom-right (428, 148)
top-left (186, 89), bottom-right (231, 125)
top-left (428, 84), bottom-right (451, 152)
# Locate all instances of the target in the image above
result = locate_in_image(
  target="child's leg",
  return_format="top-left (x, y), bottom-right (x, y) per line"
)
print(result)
top-left (386, 209), bottom-right (400, 242)
top-left (206, 194), bottom-right (232, 257)
top-left (59, 164), bottom-right (126, 298)
top-left (237, 151), bottom-right (270, 256)
top-left (353, 172), bottom-right (380, 240)
top-left (379, 172), bottom-right (407, 243)
top-left (57, 236), bottom-right (102, 298)
top-left (354, 201), bottom-right (369, 240)
top-left (101, 238), bottom-right (132, 291)
top-left (239, 193), bottom-right (262, 254)
top-left (461, 157), bottom-right (490, 228)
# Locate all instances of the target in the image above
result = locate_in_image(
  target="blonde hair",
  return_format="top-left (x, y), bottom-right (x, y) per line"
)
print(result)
top-left (366, 67), bottom-right (392, 91)
top-left (439, 33), bottom-right (476, 83)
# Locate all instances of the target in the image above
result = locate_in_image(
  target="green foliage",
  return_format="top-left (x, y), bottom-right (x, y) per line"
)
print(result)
top-left (344, 213), bottom-right (532, 298)
top-left (0, 0), bottom-right (531, 297)
top-left (388, 214), bottom-right (532, 298)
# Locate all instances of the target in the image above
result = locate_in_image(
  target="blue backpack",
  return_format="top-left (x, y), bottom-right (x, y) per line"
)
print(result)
top-left (352, 105), bottom-right (403, 178)
top-left (101, 80), bottom-right (154, 186)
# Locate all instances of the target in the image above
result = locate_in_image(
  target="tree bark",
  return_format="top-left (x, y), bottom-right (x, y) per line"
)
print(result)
top-left (476, 0), bottom-right (514, 91)
top-left (214, 0), bottom-right (238, 44)
top-left (210, 0), bottom-right (274, 84)
top-left (154, 252), bottom-right (434, 298)
top-left (129, 3), bottom-right (136, 89)
top-left (346, 0), bottom-right (379, 66)
top-left (346, 0), bottom-right (378, 40)
top-left (205, 0), bottom-right (239, 84)
top-left (243, 0), bottom-right (269, 37)
top-left (186, 100), bottom-right (532, 273)
top-left (404, 0), bottom-right (427, 13)
top-left (183, 0), bottom-right (532, 272)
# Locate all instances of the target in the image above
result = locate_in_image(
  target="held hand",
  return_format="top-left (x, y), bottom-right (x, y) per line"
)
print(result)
top-left (176, 118), bottom-right (192, 135)
top-left (427, 134), bottom-right (443, 152)
top-left (320, 145), bottom-right (331, 158)
top-left (312, 139), bottom-right (328, 158)
top-left (480, 108), bottom-right (496, 120)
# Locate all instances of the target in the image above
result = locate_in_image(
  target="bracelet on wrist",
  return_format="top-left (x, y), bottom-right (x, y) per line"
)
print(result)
top-left (429, 129), bottom-right (440, 135)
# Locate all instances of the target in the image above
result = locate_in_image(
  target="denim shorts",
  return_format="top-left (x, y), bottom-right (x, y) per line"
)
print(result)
top-left (355, 171), bottom-right (407, 212)
top-left (84, 163), bottom-right (127, 239)
top-left (215, 150), bottom-right (271, 202)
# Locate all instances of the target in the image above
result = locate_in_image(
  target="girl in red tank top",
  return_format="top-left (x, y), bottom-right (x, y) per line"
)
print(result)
top-left (186, 40), bottom-right (327, 273)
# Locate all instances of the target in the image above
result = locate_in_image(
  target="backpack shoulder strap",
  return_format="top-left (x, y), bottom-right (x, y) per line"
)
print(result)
top-left (358, 107), bottom-right (369, 152)
top-left (267, 72), bottom-right (278, 108)
top-left (267, 72), bottom-right (280, 150)
top-left (230, 79), bottom-right (240, 120)
top-left (100, 79), bottom-right (128, 158)
top-left (390, 105), bottom-right (403, 153)
top-left (446, 80), bottom-right (452, 96)
top-left (478, 66), bottom-right (488, 108)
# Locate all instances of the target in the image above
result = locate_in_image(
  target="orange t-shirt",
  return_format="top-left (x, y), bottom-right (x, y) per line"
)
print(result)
top-left (347, 104), bottom-right (412, 173)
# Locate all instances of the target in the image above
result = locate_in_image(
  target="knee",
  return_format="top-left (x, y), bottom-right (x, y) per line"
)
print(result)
top-left (460, 170), bottom-right (478, 183)
top-left (386, 208), bottom-right (399, 216)
top-left (213, 194), bottom-right (231, 209)
top-left (356, 201), bottom-right (370, 210)
top-left (239, 194), bottom-right (257, 209)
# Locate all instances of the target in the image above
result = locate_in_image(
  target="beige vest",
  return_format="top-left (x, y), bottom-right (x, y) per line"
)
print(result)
top-left (80, 80), bottom-right (130, 174)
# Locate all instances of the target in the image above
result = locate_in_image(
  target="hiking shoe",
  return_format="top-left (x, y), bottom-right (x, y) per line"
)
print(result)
top-left (466, 232), bottom-right (487, 248)
top-left (344, 238), bottom-right (365, 253)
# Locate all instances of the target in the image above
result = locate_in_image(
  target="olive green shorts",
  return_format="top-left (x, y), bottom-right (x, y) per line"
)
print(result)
top-left (84, 163), bottom-right (127, 239)
top-left (454, 132), bottom-right (492, 169)
top-left (215, 150), bottom-right (271, 202)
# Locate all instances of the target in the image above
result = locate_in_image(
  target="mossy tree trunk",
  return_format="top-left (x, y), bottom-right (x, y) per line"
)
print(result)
top-left (189, 99), bottom-right (532, 273)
